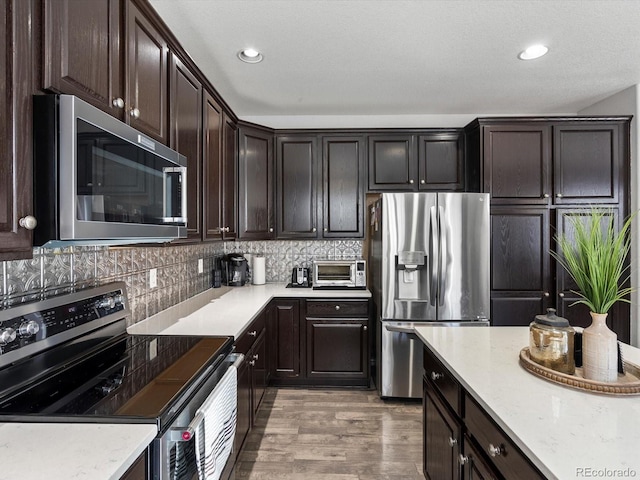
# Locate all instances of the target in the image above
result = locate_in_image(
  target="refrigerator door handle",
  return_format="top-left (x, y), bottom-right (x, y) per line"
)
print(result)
top-left (429, 206), bottom-right (438, 306)
top-left (438, 206), bottom-right (447, 307)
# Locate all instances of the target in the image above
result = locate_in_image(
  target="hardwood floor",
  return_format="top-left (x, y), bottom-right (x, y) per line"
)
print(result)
top-left (235, 387), bottom-right (424, 480)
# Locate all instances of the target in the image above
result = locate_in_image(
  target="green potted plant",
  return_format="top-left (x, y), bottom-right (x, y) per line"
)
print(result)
top-left (551, 208), bottom-right (633, 382)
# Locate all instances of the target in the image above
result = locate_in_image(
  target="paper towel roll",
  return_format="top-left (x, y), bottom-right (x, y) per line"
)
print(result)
top-left (252, 255), bottom-right (266, 285)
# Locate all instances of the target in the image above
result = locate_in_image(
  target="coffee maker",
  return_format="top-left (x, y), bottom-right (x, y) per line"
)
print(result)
top-left (220, 254), bottom-right (249, 286)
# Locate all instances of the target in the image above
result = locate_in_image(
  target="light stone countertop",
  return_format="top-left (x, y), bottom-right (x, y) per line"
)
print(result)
top-left (127, 283), bottom-right (371, 338)
top-left (414, 326), bottom-right (640, 480)
top-left (0, 422), bottom-right (157, 480)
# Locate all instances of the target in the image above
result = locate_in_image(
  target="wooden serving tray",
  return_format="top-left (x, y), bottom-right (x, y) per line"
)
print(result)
top-left (519, 347), bottom-right (640, 396)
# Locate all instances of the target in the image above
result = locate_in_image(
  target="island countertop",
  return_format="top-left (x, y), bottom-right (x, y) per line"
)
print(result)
top-left (414, 326), bottom-right (640, 480)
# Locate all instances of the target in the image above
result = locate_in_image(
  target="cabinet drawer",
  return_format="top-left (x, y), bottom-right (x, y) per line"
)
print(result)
top-left (306, 299), bottom-right (368, 317)
top-left (423, 347), bottom-right (461, 417)
top-left (465, 394), bottom-right (544, 480)
top-left (235, 313), bottom-right (266, 354)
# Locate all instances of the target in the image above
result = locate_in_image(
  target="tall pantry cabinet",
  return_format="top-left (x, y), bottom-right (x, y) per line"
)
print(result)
top-left (464, 117), bottom-right (631, 342)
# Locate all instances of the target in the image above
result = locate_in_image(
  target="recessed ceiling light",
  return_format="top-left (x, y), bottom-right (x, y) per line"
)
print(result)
top-left (518, 44), bottom-right (549, 60)
top-left (238, 48), bottom-right (263, 63)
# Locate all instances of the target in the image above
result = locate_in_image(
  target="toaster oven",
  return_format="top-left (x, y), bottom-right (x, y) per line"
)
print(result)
top-left (312, 260), bottom-right (366, 289)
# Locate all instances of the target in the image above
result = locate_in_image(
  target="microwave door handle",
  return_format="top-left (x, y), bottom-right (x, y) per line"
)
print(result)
top-left (162, 166), bottom-right (187, 223)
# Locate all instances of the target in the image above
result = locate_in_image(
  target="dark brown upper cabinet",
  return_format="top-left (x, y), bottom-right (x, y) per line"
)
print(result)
top-left (169, 53), bottom-right (202, 242)
top-left (222, 114), bottom-right (238, 240)
top-left (322, 136), bottom-right (365, 238)
top-left (0, 0), bottom-right (35, 260)
top-left (202, 91), bottom-right (223, 240)
top-left (43, 0), bottom-right (123, 117)
top-left (552, 122), bottom-right (623, 205)
top-left (367, 134), bottom-right (416, 191)
top-left (275, 135), bottom-right (319, 239)
top-left (126, 1), bottom-right (169, 144)
top-left (238, 125), bottom-right (274, 240)
top-left (417, 133), bottom-right (464, 191)
top-left (482, 124), bottom-right (551, 205)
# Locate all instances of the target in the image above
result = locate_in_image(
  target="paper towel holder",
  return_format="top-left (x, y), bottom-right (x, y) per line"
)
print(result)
top-left (252, 254), bottom-right (266, 285)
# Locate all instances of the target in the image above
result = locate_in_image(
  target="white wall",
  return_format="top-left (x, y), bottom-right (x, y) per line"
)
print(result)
top-left (579, 85), bottom-right (640, 346)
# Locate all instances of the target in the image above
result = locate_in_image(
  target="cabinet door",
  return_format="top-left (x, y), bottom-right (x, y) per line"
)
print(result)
top-left (553, 123), bottom-right (622, 205)
top-left (0, 0), bottom-right (34, 260)
top-left (305, 318), bottom-right (368, 380)
top-left (235, 353), bottom-right (251, 454)
top-left (423, 381), bottom-right (461, 480)
top-left (418, 133), bottom-right (463, 191)
top-left (251, 328), bottom-right (268, 419)
top-left (276, 136), bottom-right (318, 238)
top-left (490, 208), bottom-right (551, 326)
top-left (222, 114), bottom-right (238, 240)
top-left (202, 92), bottom-right (223, 240)
top-left (126, 1), bottom-right (168, 144)
top-left (322, 136), bottom-right (365, 238)
top-left (169, 54), bottom-right (202, 242)
top-left (461, 435), bottom-right (499, 480)
top-left (43, 0), bottom-right (123, 117)
top-left (483, 125), bottom-right (551, 204)
top-left (270, 300), bottom-right (301, 379)
top-left (367, 135), bottom-right (416, 191)
top-left (238, 126), bottom-right (274, 239)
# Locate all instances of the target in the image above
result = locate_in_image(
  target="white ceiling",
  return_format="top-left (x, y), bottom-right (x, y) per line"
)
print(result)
top-left (149, 0), bottom-right (640, 128)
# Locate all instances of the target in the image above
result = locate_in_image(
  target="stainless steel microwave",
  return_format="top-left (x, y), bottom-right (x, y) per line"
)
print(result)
top-left (312, 260), bottom-right (366, 289)
top-left (33, 95), bottom-right (187, 247)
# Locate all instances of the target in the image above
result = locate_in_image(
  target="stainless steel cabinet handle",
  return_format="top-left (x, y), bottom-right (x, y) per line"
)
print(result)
top-left (448, 436), bottom-right (457, 447)
top-left (431, 371), bottom-right (443, 381)
top-left (559, 293), bottom-right (565, 298)
top-left (248, 360), bottom-right (255, 366)
top-left (409, 179), bottom-right (414, 184)
top-left (269, 227), bottom-right (274, 233)
top-left (18, 215), bottom-right (37, 230)
top-left (312, 227), bottom-right (317, 232)
top-left (112, 97), bottom-right (125, 108)
top-left (335, 305), bottom-right (340, 310)
top-left (544, 292), bottom-right (550, 297)
top-left (248, 330), bottom-right (257, 337)
top-left (556, 193), bottom-right (563, 198)
top-left (129, 107), bottom-right (140, 119)
top-left (363, 325), bottom-right (368, 331)
top-left (458, 454), bottom-right (468, 465)
top-left (420, 179), bottom-right (425, 184)
top-left (324, 228), bottom-right (328, 232)
top-left (252, 354), bottom-right (259, 360)
top-left (543, 193), bottom-right (550, 198)
top-left (488, 443), bottom-right (502, 457)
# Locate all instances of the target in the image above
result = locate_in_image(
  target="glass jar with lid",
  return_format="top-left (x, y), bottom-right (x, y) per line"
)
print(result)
top-left (529, 308), bottom-right (576, 375)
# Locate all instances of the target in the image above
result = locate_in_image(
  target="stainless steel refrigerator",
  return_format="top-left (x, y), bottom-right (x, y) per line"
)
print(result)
top-left (370, 192), bottom-right (490, 398)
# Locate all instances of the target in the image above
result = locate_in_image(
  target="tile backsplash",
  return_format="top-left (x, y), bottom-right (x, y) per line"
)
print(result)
top-left (0, 239), bottom-right (362, 326)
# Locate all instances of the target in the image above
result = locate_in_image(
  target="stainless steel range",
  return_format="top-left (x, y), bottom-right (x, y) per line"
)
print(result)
top-left (0, 282), bottom-right (241, 480)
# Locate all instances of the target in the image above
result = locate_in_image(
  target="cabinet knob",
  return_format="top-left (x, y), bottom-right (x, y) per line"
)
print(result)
top-left (448, 436), bottom-right (457, 447)
top-left (409, 179), bottom-right (414, 184)
top-left (312, 227), bottom-right (317, 232)
top-left (248, 330), bottom-right (257, 337)
top-left (363, 325), bottom-right (368, 331)
top-left (559, 293), bottom-right (565, 298)
top-left (543, 292), bottom-right (550, 297)
top-left (420, 179), bottom-right (425, 184)
top-left (19, 215), bottom-right (37, 230)
top-left (129, 107), bottom-right (140, 119)
top-left (430, 371), bottom-right (443, 381)
top-left (269, 227), bottom-right (274, 233)
top-left (324, 228), bottom-right (328, 232)
top-left (252, 354), bottom-right (259, 360)
top-left (458, 454), bottom-right (468, 466)
top-left (488, 443), bottom-right (502, 457)
top-left (543, 193), bottom-right (550, 198)
top-left (248, 360), bottom-right (255, 366)
top-left (556, 193), bottom-right (563, 198)
top-left (335, 305), bottom-right (340, 310)
top-left (112, 97), bottom-right (125, 109)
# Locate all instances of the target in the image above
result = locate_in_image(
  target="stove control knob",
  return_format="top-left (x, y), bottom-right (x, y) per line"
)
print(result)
top-left (19, 320), bottom-right (40, 337)
top-left (0, 328), bottom-right (17, 345)
top-left (96, 297), bottom-right (116, 309)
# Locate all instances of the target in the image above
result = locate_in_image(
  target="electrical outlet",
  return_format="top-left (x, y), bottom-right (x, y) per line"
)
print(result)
top-left (149, 339), bottom-right (158, 360)
top-left (198, 258), bottom-right (203, 274)
top-left (149, 268), bottom-right (157, 288)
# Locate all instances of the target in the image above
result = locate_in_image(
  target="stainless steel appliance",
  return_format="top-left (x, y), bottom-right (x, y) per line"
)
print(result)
top-left (312, 259), bottom-right (366, 289)
top-left (33, 94), bottom-right (187, 247)
top-left (0, 283), bottom-right (241, 480)
top-left (291, 267), bottom-right (311, 287)
top-left (370, 193), bottom-right (490, 398)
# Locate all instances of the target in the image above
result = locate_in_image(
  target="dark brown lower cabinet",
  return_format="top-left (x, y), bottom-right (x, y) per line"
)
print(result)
top-left (251, 328), bottom-right (268, 417)
top-left (120, 451), bottom-right (147, 480)
top-left (235, 351), bottom-right (251, 455)
top-left (460, 434), bottom-right (499, 480)
top-left (423, 380), bottom-right (461, 480)
top-left (270, 299), bottom-right (301, 381)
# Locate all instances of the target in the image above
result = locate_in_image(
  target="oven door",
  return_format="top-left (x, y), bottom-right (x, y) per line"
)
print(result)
top-left (155, 353), bottom-right (243, 480)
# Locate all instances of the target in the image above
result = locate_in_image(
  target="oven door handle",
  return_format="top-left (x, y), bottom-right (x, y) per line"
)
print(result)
top-left (169, 353), bottom-right (245, 442)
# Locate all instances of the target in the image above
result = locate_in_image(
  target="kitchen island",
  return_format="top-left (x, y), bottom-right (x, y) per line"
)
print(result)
top-left (415, 326), bottom-right (640, 479)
